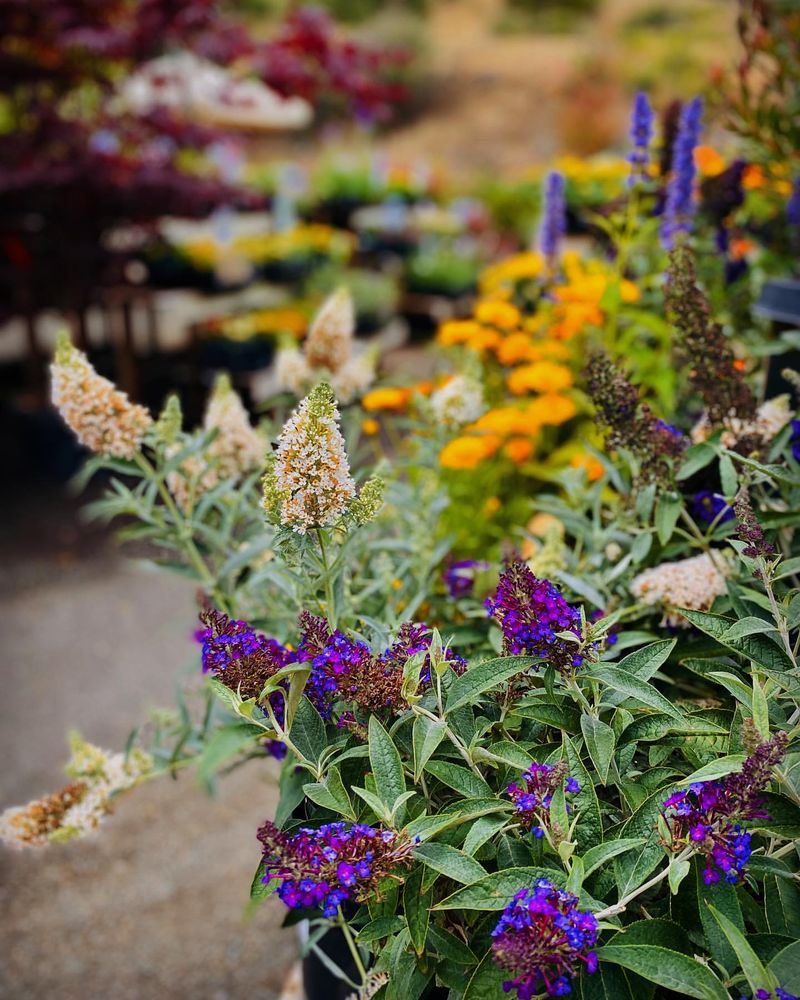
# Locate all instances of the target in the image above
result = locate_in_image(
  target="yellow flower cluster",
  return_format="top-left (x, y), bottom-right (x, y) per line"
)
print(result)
top-left (181, 224), bottom-right (355, 270)
top-left (201, 306), bottom-right (308, 344)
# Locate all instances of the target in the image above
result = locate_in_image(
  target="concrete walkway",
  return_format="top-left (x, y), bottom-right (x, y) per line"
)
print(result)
top-left (0, 494), bottom-right (297, 999)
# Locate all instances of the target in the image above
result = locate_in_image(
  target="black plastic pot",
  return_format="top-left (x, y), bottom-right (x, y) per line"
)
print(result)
top-left (754, 278), bottom-right (800, 398)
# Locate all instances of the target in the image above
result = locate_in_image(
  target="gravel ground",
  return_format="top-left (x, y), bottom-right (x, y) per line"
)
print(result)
top-left (0, 492), bottom-right (297, 1000)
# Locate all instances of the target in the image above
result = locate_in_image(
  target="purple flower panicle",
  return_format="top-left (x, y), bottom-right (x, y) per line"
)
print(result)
top-left (197, 609), bottom-right (295, 760)
top-left (507, 762), bottom-right (580, 838)
top-left (691, 491), bottom-right (734, 526)
top-left (444, 558), bottom-right (490, 599)
top-left (491, 880), bottom-right (598, 998)
top-left (660, 96), bottom-right (704, 248)
top-left (628, 91), bottom-right (654, 186)
top-left (664, 733), bottom-right (787, 884)
top-left (539, 171), bottom-right (566, 261)
top-left (740, 991), bottom-right (798, 1000)
top-left (256, 820), bottom-right (414, 917)
top-left (485, 559), bottom-right (583, 675)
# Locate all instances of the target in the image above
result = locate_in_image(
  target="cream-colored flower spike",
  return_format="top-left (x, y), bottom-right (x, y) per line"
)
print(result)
top-left (263, 382), bottom-right (357, 534)
top-left (203, 373), bottom-right (264, 481)
top-left (630, 551), bottom-right (728, 627)
top-left (304, 287), bottom-right (355, 372)
top-left (50, 332), bottom-right (152, 458)
top-left (429, 374), bottom-right (485, 428)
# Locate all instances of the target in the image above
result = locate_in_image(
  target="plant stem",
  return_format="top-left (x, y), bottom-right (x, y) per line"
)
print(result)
top-left (336, 908), bottom-right (367, 985)
top-left (316, 527), bottom-right (337, 631)
top-left (594, 847), bottom-right (693, 920)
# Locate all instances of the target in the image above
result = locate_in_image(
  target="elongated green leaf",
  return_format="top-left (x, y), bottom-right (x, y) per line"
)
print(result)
top-left (655, 492), bottom-right (683, 545)
top-left (752, 674), bottom-right (770, 740)
top-left (679, 755), bottom-right (746, 785)
top-left (352, 785), bottom-right (392, 823)
top-left (581, 716), bottom-right (616, 784)
top-left (677, 443), bottom-right (717, 480)
top-left (769, 941), bottom-right (800, 994)
top-left (680, 609), bottom-right (794, 675)
top-left (582, 838), bottom-right (646, 878)
top-left (412, 715), bottom-right (446, 781)
top-left (589, 666), bottom-right (683, 720)
top-left (619, 713), bottom-right (726, 745)
top-left (368, 715), bottom-right (406, 815)
top-left (303, 766), bottom-right (354, 819)
top-left (597, 945), bottom-right (728, 999)
top-left (424, 759), bottom-right (493, 799)
top-left (462, 949), bottom-right (508, 1000)
top-left (434, 867), bottom-right (566, 911)
top-left (357, 916), bottom-right (404, 942)
top-left (403, 866), bottom-right (431, 955)
top-left (197, 723), bottom-right (263, 787)
top-left (708, 904), bottom-right (774, 993)
top-left (445, 656), bottom-right (536, 714)
top-left (563, 736), bottom-right (603, 850)
top-left (616, 638), bottom-right (677, 679)
top-left (463, 814), bottom-right (509, 856)
top-left (413, 843), bottom-right (488, 884)
top-left (427, 925), bottom-right (477, 966)
top-left (696, 858), bottom-right (744, 971)
top-left (579, 963), bottom-right (634, 1000)
top-left (249, 858), bottom-right (277, 902)
top-left (289, 697), bottom-right (326, 766)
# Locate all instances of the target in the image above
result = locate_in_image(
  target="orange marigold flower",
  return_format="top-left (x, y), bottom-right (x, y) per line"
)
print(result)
top-left (570, 453), bottom-right (604, 481)
top-left (362, 417), bottom-right (380, 436)
top-left (470, 406), bottom-right (535, 437)
top-left (496, 333), bottom-right (540, 366)
top-left (437, 319), bottom-right (483, 346)
top-left (620, 280), bottom-right (640, 303)
top-left (362, 387), bottom-right (412, 412)
top-left (526, 394), bottom-right (577, 425)
top-left (467, 327), bottom-right (502, 353)
top-left (475, 299), bottom-right (521, 330)
top-left (730, 238), bottom-right (755, 260)
top-left (484, 496), bottom-right (502, 515)
top-left (504, 437), bottom-right (535, 464)
top-left (508, 362), bottom-right (573, 396)
top-left (693, 145), bottom-right (726, 177)
top-left (743, 164), bottom-right (765, 190)
top-left (439, 434), bottom-right (502, 470)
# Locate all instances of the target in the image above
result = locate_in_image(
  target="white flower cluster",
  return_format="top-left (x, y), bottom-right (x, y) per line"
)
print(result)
top-left (263, 382), bottom-right (356, 534)
top-left (275, 288), bottom-right (375, 403)
top-left (51, 333), bottom-right (152, 459)
top-left (429, 375), bottom-right (485, 429)
top-left (691, 395), bottom-right (793, 448)
top-left (630, 551), bottom-right (728, 626)
top-left (167, 375), bottom-right (264, 511)
top-left (0, 737), bottom-right (152, 848)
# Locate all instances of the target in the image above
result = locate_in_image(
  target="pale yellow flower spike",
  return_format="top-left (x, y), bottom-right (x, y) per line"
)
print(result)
top-left (304, 287), bottom-right (355, 373)
top-left (50, 331), bottom-right (152, 459)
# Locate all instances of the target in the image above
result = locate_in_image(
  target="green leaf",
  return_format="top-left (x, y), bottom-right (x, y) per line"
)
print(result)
top-left (424, 759), bottom-right (493, 799)
top-left (352, 785), bottom-right (392, 823)
top-left (433, 867), bottom-right (566, 911)
top-left (563, 736), bottom-right (603, 850)
top-left (678, 755), bottom-right (746, 785)
top-left (427, 925), bottom-right (477, 966)
top-left (512, 702), bottom-right (581, 732)
top-left (765, 876), bottom-right (800, 937)
top-left (693, 856), bottom-right (744, 970)
top-left (596, 945), bottom-right (728, 999)
top-left (719, 453), bottom-right (738, 497)
top-left (677, 443), bottom-right (717, 480)
top-left (614, 791), bottom-right (668, 897)
top-left (463, 814), bottom-right (509, 856)
top-left (445, 655), bottom-right (537, 714)
top-left (249, 859), bottom-right (276, 902)
top-left (707, 904), bottom-right (774, 994)
top-left (357, 916), bottom-right (404, 942)
top-left (619, 713), bottom-right (726, 745)
top-left (403, 866), bottom-right (431, 956)
top-left (582, 838), bottom-right (646, 878)
top-left (368, 716), bottom-right (406, 817)
top-left (752, 674), bottom-right (770, 740)
top-left (769, 941), bottom-right (800, 994)
top-left (746, 793), bottom-right (800, 839)
top-left (462, 949), bottom-right (508, 1000)
top-left (589, 666), bottom-right (683, 720)
top-left (303, 766), bottom-right (355, 819)
top-left (581, 715), bottom-right (616, 784)
top-left (413, 843), bottom-right (488, 884)
top-left (412, 715), bottom-right (446, 781)
top-left (680, 609), bottom-right (795, 675)
top-left (668, 858), bottom-right (691, 895)
top-left (579, 964), bottom-right (635, 1000)
top-left (289, 698), bottom-right (326, 767)
top-left (197, 723), bottom-right (263, 788)
top-left (655, 492), bottom-right (683, 546)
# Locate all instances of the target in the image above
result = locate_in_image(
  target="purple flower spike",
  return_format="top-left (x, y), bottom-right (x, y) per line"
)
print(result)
top-left (485, 559), bottom-right (582, 675)
top-left (628, 91), bottom-right (654, 186)
top-left (257, 820), bottom-right (414, 918)
top-left (539, 171), bottom-right (567, 261)
top-left (664, 733), bottom-right (787, 884)
top-left (507, 763), bottom-right (580, 837)
top-left (491, 880), bottom-right (599, 998)
top-left (660, 96), bottom-right (704, 249)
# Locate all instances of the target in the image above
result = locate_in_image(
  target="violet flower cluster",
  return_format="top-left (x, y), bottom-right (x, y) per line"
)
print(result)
top-left (740, 990), bottom-right (798, 1000)
top-left (298, 613), bottom-right (465, 719)
top-left (663, 733), bottom-right (787, 884)
top-left (491, 880), bottom-right (598, 998)
top-left (507, 762), bottom-right (580, 838)
top-left (660, 96), bottom-right (703, 248)
top-left (197, 609), bottom-right (296, 759)
top-left (691, 490), bottom-right (734, 526)
top-left (256, 820), bottom-right (414, 917)
top-left (443, 558), bottom-right (490, 599)
top-left (789, 419), bottom-right (800, 461)
top-left (539, 171), bottom-right (566, 261)
top-left (485, 559), bottom-right (583, 675)
top-left (627, 91), bottom-right (654, 186)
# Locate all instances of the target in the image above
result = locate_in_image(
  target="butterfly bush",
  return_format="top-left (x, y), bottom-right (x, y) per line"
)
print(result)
top-left (18, 82), bottom-right (800, 1000)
